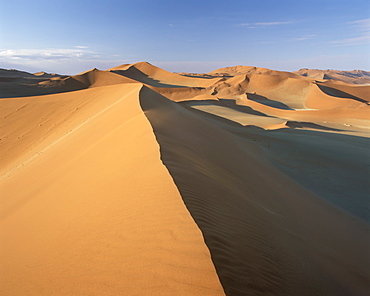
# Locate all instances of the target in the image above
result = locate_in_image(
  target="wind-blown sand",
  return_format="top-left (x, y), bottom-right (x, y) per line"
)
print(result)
top-left (0, 62), bottom-right (369, 295)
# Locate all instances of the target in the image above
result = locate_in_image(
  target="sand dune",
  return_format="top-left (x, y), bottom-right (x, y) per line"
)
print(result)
top-left (0, 68), bottom-right (37, 78)
top-left (294, 68), bottom-right (370, 85)
top-left (107, 62), bottom-right (222, 88)
top-left (1, 62), bottom-right (369, 295)
top-left (140, 86), bottom-right (370, 295)
top-left (38, 68), bottom-right (139, 92)
top-left (208, 65), bottom-right (302, 80)
top-left (0, 84), bottom-right (224, 295)
top-left (22, 62), bottom-right (221, 97)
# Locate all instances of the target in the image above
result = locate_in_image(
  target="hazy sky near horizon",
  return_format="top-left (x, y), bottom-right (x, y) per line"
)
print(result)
top-left (1, 0), bottom-right (369, 74)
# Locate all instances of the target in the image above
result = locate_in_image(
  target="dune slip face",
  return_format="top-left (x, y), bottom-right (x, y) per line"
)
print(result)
top-left (139, 86), bottom-right (370, 296)
top-left (1, 62), bottom-right (370, 295)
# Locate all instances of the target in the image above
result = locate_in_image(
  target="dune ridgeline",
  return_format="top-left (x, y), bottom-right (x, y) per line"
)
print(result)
top-left (0, 62), bottom-right (369, 296)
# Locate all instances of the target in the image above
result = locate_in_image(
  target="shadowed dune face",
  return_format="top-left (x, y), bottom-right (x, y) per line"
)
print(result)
top-left (139, 87), bottom-right (370, 295)
top-left (315, 83), bottom-right (370, 103)
top-left (108, 62), bottom-right (222, 88)
top-left (1, 63), bottom-right (370, 295)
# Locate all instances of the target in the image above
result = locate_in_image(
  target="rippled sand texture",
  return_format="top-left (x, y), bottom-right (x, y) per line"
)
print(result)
top-left (1, 62), bottom-right (369, 295)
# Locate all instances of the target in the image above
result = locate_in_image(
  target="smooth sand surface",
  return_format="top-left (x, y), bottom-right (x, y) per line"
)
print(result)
top-left (1, 62), bottom-right (369, 295)
top-left (0, 84), bottom-right (224, 295)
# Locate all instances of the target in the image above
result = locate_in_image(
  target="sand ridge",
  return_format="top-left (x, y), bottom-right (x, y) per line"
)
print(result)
top-left (0, 83), bottom-right (225, 295)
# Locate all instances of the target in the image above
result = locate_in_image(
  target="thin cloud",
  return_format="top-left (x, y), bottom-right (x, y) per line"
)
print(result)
top-left (255, 21), bottom-right (292, 26)
top-left (0, 48), bottom-right (95, 60)
top-left (0, 48), bottom-right (131, 74)
top-left (293, 37), bottom-right (311, 41)
top-left (331, 35), bottom-right (370, 46)
top-left (239, 21), bottom-right (292, 28)
top-left (348, 18), bottom-right (370, 31)
top-left (292, 35), bottom-right (316, 41)
top-left (75, 45), bottom-right (89, 49)
top-left (257, 41), bottom-right (274, 44)
top-left (330, 18), bottom-right (370, 46)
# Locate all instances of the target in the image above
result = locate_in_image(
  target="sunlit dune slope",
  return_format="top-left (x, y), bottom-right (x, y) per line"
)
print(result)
top-left (208, 65), bottom-right (302, 79)
top-left (0, 84), bottom-right (225, 296)
top-left (33, 62), bottom-right (222, 97)
top-left (38, 68), bottom-right (138, 92)
top-left (107, 62), bottom-right (222, 88)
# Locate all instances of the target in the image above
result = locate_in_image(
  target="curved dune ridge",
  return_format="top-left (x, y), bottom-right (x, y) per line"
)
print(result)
top-left (0, 62), bottom-right (369, 295)
top-left (0, 84), bottom-right (225, 296)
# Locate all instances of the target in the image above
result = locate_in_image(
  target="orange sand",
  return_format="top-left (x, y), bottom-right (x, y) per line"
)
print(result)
top-left (1, 62), bottom-right (369, 295)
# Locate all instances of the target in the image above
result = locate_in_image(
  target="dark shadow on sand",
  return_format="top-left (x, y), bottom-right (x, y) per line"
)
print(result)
top-left (316, 84), bottom-right (368, 104)
top-left (247, 93), bottom-right (293, 110)
top-left (111, 67), bottom-right (187, 88)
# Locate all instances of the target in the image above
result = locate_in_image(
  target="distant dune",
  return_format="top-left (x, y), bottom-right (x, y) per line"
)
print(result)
top-left (294, 68), bottom-right (370, 85)
top-left (1, 62), bottom-right (369, 295)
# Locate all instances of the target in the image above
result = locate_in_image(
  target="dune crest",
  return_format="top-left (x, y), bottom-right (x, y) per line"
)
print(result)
top-left (140, 86), bottom-right (370, 295)
top-left (0, 84), bottom-right (225, 295)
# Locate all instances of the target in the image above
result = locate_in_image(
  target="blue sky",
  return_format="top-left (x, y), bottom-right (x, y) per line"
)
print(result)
top-left (0, 0), bottom-right (369, 74)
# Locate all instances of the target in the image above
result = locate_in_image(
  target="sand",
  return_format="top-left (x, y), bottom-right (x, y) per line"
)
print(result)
top-left (0, 84), bottom-right (224, 295)
top-left (0, 62), bottom-right (369, 295)
top-left (294, 68), bottom-right (370, 85)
